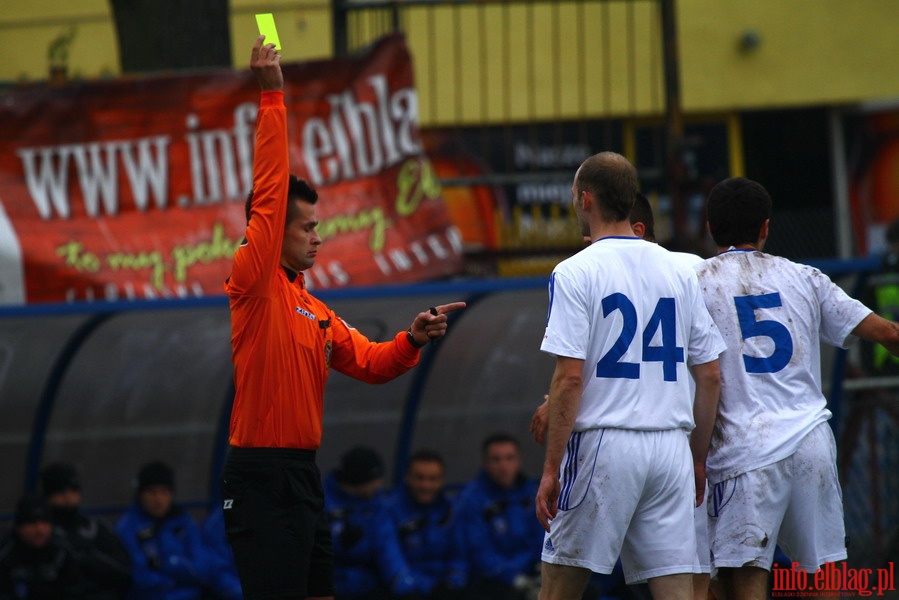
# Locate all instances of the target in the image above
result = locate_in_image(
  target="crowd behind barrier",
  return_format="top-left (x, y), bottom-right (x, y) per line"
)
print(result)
top-left (0, 437), bottom-right (646, 600)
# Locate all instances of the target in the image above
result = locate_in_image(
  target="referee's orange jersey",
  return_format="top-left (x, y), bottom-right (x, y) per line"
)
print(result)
top-left (225, 91), bottom-right (420, 450)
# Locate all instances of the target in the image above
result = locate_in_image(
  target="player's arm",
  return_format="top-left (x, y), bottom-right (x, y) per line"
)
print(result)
top-left (536, 356), bottom-right (583, 532)
top-left (689, 359), bottom-right (721, 507)
top-left (850, 313), bottom-right (899, 356)
top-left (229, 36), bottom-right (288, 295)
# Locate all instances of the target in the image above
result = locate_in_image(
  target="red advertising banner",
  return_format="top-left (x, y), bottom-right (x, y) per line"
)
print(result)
top-left (0, 34), bottom-right (463, 305)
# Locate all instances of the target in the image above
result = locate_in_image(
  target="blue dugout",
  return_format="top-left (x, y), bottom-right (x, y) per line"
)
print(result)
top-left (0, 256), bottom-right (883, 521)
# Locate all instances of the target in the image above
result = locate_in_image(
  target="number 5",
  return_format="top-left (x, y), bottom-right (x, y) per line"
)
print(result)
top-left (734, 293), bottom-right (794, 373)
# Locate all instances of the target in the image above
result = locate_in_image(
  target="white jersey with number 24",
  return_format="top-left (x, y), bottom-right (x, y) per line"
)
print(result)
top-left (541, 237), bottom-right (725, 432)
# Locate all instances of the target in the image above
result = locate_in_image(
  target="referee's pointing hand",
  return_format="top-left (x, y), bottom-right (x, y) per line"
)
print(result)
top-left (407, 302), bottom-right (466, 347)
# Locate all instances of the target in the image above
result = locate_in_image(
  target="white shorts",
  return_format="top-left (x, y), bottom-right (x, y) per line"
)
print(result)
top-left (707, 422), bottom-right (847, 573)
top-left (541, 428), bottom-right (698, 584)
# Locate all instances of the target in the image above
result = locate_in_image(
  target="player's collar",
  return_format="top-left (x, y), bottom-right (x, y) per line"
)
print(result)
top-left (593, 235), bottom-right (642, 243)
top-left (720, 245), bottom-right (757, 254)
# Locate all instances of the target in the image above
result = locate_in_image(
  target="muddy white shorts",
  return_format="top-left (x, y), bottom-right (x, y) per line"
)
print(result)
top-left (707, 422), bottom-right (847, 573)
top-left (541, 427), bottom-right (699, 584)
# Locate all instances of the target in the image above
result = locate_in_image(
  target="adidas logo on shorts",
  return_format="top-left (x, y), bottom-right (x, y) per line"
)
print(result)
top-left (544, 537), bottom-right (555, 553)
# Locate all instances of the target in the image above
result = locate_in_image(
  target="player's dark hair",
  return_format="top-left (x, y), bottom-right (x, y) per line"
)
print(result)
top-left (706, 177), bottom-right (772, 247)
top-left (244, 175), bottom-right (318, 226)
top-left (481, 432), bottom-right (520, 456)
top-left (576, 152), bottom-right (638, 223)
top-left (629, 192), bottom-right (656, 242)
top-left (407, 449), bottom-right (445, 471)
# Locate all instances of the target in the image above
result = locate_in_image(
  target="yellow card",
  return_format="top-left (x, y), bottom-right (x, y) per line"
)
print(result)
top-left (255, 13), bottom-right (282, 50)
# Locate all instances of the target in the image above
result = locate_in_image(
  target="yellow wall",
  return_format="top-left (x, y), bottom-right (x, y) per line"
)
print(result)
top-left (402, 2), bottom-right (665, 125)
top-left (0, 0), bottom-right (334, 82)
top-left (678, 0), bottom-right (899, 111)
top-left (0, 1), bottom-right (119, 82)
top-left (3, 0), bottom-right (898, 120)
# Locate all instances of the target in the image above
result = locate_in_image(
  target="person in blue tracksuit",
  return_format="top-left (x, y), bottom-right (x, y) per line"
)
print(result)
top-left (325, 446), bottom-right (431, 600)
top-left (115, 462), bottom-right (212, 600)
top-left (455, 433), bottom-right (543, 600)
top-left (199, 507), bottom-right (241, 600)
top-left (385, 449), bottom-right (468, 600)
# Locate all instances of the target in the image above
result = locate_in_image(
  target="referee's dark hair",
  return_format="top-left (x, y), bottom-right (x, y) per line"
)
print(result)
top-left (706, 177), bottom-right (772, 248)
top-left (244, 175), bottom-right (318, 226)
top-left (481, 432), bottom-right (520, 456)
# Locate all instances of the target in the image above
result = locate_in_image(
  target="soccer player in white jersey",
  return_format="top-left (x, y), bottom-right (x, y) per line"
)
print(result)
top-left (530, 192), bottom-right (715, 600)
top-left (694, 177), bottom-right (899, 600)
top-left (535, 152), bottom-right (727, 600)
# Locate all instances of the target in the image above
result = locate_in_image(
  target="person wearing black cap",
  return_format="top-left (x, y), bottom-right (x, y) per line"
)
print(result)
top-left (40, 462), bottom-right (132, 600)
top-left (0, 495), bottom-right (86, 598)
top-left (115, 461), bottom-right (215, 600)
top-left (324, 447), bottom-right (431, 600)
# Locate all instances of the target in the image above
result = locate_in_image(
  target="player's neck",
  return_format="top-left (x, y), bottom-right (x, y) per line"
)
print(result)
top-left (591, 220), bottom-right (638, 241)
top-left (717, 243), bottom-right (759, 254)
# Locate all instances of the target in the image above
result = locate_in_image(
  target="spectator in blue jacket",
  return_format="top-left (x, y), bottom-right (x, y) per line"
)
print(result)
top-left (456, 433), bottom-right (543, 600)
top-left (326, 446), bottom-right (431, 600)
top-left (385, 449), bottom-right (469, 600)
top-left (199, 507), bottom-right (241, 600)
top-left (115, 462), bottom-right (212, 600)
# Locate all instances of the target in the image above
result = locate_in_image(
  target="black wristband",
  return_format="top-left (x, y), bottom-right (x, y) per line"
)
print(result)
top-left (406, 328), bottom-right (427, 349)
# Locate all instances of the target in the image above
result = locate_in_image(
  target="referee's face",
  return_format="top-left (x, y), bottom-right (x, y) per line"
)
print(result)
top-left (281, 199), bottom-right (322, 273)
top-left (483, 441), bottom-right (521, 490)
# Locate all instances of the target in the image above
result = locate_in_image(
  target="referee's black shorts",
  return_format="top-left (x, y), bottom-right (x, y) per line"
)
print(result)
top-left (221, 446), bottom-right (334, 599)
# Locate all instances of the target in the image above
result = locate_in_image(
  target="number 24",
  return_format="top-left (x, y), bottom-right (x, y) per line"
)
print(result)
top-left (596, 293), bottom-right (684, 381)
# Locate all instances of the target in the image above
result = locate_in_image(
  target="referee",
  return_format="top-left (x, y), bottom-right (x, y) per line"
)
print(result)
top-left (221, 37), bottom-right (464, 600)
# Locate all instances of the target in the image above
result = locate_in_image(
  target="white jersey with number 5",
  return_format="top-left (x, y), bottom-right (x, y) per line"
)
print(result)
top-left (694, 250), bottom-right (872, 484)
top-left (541, 237), bottom-right (725, 432)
